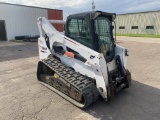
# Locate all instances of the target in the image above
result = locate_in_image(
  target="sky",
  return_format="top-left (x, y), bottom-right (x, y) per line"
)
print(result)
top-left (0, 0), bottom-right (160, 19)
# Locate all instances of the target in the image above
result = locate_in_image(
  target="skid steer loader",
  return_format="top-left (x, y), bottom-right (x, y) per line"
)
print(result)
top-left (37, 11), bottom-right (131, 108)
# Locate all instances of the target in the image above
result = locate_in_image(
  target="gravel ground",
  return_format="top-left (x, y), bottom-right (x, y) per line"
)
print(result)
top-left (0, 37), bottom-right (160, 120)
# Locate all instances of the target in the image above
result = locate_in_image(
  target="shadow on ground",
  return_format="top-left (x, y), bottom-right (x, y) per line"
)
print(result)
top-left (84, 80), bottom-right (160, 120)
top-left (0, 42), bottom-right (38, 62)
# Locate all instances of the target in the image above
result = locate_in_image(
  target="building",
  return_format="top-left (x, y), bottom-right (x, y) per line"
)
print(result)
top-left (115, 10), bottom-right (160, 35)
top-left (0, 2), bottom-right (63, 41)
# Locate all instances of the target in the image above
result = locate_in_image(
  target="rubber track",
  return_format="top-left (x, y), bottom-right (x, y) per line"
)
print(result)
top-left (39, 57), bottom-right (99, 108)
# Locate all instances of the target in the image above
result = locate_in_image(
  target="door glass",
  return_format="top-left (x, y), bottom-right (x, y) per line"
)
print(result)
top-left (68, 18), bottom-right (92, 48)
top-left (94, 17), bottom-right (114, 61)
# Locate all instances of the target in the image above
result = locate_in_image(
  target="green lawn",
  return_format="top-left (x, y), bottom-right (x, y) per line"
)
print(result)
top-left (116, 34), bottom-right (160, 38)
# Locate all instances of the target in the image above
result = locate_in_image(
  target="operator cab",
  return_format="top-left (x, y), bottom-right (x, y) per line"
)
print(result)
top-left (65, 11), bottom-right (116, 62)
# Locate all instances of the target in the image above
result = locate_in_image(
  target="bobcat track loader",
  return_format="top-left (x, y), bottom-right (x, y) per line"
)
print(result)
top-left (37, 11), bottom-right (131, 108)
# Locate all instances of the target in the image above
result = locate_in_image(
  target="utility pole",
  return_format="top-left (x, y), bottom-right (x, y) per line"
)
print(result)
top-left (92, 0), bottom-right (95, 11)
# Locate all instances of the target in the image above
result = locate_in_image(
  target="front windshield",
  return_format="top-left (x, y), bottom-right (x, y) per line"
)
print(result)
top-left (94, 17), bottom-right (114, 62)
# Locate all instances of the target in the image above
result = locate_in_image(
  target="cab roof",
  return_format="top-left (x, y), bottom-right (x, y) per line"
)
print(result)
top-left (67, 11), bottom-right (116, 21)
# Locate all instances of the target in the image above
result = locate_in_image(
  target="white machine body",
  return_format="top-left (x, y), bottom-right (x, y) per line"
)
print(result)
top-left (37, 17), bottom-right (128, 100)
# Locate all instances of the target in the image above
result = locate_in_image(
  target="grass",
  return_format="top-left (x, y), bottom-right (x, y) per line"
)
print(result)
top-left (116, 34), bottom-right (160, 38)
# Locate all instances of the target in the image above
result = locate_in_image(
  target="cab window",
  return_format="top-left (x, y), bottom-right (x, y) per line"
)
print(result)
top-left (68, 18), bottom-right (92, 48)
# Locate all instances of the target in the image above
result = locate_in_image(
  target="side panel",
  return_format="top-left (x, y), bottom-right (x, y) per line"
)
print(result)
top-left (115, 45), bottom-right (127, 69)
top-left (38, 37), bottom-right (51, 60)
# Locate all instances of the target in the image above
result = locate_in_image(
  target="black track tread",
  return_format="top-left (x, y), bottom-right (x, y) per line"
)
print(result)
top-left (40, 57), bottom-right (99, 108)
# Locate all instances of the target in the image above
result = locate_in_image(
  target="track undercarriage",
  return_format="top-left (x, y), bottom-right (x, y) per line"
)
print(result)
top-left (37, 57), bottom-right (99, 108)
